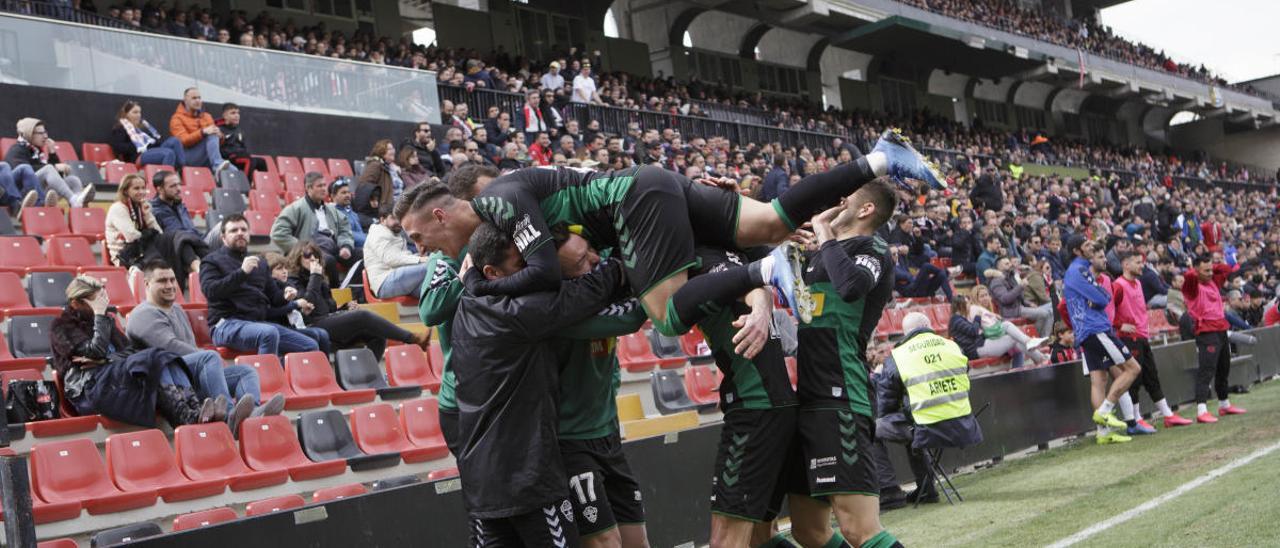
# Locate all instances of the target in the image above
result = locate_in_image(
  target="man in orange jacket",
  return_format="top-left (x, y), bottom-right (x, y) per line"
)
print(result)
top-left (169, 87), bottom-right (231, 174)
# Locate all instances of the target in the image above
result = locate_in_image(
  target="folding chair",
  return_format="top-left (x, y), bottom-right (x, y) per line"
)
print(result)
top-left (913, 402), bottom-right (989, 508)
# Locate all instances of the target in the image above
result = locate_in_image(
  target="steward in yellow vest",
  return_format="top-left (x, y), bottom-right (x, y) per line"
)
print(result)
top-left (875, 327), bottom-right (984, 454)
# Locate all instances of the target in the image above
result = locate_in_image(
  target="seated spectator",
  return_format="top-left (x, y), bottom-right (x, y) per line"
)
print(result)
top-left (4, 117), bottom-right (94, 207)
top-left (276, 243), bottom-right (426, 358)
top-left (329, 178), bottom-right (366, 249)
top-left (1166, 273), bottom-right (1187, 321)
top-left (949, 290), bottom-right (1049, 368)
top-left (449, 102), bottom-right (475, 139)
top-left (106, 174), bottom-right (206, 287)
top-left (365, 210), bottom-right (431, 299)
top-left (1048, 323), bottom-right (1078, 365)
top-left (110, 100), bottom-right (186, 169)
top-left (126, 260), bottom-right (285, 435)
top-left (271, 172), bottom-right (360, 287)
top-left (149, 170), bottom-right (203, 239)
top-left (987, 257), bottom-right (1053, 339)
top-left (949, 215), bottom-right (981, 277)
top-left (215, 103), bottom-right (268, 176)
top-left (498, 142), bottom-right (524, 171)
top-left (0, 163), bottom-right (37, 217)
top-left (200, 213), bottom-right (328, 356)
top-left (51, 274), bottom-right (220, 427)
top-left (892, 245), bottom-right (953, 301)
top-left (401, 122), bottom-right (445, 178)
top-left (528, 132), bottom-right (554, 166)
top-left (975, 235), bottom-right (1003, 283)
top-left (168, 87), bottom-right (232, 174)
top-left (397, 146), bottom-right (431, 190)
top-left (357, 139), bottom-right (402, 220)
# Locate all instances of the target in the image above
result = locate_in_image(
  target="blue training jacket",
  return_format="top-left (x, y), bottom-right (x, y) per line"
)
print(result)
top-left (1063, 256), bottom-right (1113, 340)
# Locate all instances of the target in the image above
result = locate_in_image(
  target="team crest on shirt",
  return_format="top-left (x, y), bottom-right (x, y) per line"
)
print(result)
top-left (583, 506), bottom-right (598, 524)
top-left (561, 500), bottom-right (574, 521)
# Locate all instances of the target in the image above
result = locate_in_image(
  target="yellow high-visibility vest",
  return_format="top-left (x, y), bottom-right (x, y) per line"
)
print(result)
top-left (1009, 163), bottom-right (1024, 180)
top-left (891, 332), bottom-right (972, 425)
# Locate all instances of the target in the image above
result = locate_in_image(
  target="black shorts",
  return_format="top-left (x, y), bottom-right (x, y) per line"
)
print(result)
top-left (711, 407), bottom-right (801, 522)
top-left (559, 431), bottom-right (645, 537)
top-left (796, 407), bottom-right (878, 498)
top-left (471, 500), bottom-right (581, 548)
top-left (615, 166), bottom-right (700, 297)
top-left (1080, 331), bottom-right (1133, 373)
top-left (439, 406), bottom-right (462, 459)
top-left (677, 174), bottom-right (742, 251)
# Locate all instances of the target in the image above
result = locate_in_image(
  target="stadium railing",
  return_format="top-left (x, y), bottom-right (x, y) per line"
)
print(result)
top-left (687, 99), bottom-right (776, 127)
top-left (0, 11), bottom-right (440, 123)
top-left (438, 84), bottom-right (847, 152)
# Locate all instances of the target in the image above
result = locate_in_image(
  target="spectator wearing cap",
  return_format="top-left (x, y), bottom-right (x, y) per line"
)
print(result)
top-left (329, 178), bottom-right (365, 249)
top-left (539, 61), bottom-right (565, 91)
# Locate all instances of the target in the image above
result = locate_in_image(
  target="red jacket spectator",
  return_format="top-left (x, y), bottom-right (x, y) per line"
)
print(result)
top-left (1264, 301), bottom-right (1280, 327)
top-left (529, 142), bottom-right (552, 166)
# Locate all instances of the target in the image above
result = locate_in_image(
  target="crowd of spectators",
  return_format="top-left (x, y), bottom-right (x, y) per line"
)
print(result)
top-left (896, 0), bottom-right (1266, 97)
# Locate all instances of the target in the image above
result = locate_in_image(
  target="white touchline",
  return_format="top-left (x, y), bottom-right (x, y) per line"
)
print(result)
top-left (1047, 438), bottom-right (1280, 548)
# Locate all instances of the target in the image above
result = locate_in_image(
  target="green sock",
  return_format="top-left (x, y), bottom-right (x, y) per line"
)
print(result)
top-left (822, 531), bottom-right (852, 548)
top-left (757, 533), bottom-right (798, 548)
top-left (860, 530), bottom-right (901, 548)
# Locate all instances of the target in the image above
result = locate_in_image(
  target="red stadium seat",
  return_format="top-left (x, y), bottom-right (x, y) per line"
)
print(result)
top-left (69, 207), bottom-right (107, 240)
top-left (182, 166), bottom-right (216, 193)
top-left (47, 235), bottom-right (97, 268)
top-left (362, 270), bottom-right (417, 306)
top-left (399, 397), bottom-right (449, 457)
top-left (173, 507), bottom-right (238, 531)
top-left (52, 141), bottom-right (78, 162)
top-left (245, 210), bottom-right (272, 237)
top-left (105, 429), bottom-right (226, 502)
top-left (678, 330), bottom-right (712, 361)
top-left (253, 170), bottom-right (283, 196)
top-left (350, 403), bottom-right (443, 463)
top-left (0, 272), bottom-right (32, 318)
top-left (617, 331), bottom-right (682, 372)
top-left (276, 156), bottom-right (303, 176)
top-left (283, 172), bottom-right (306, 196)
top-left (313, 483), bottom-right (367, 503)
top-left (105, 162), bottom-right (138, 184)
top-left (187, 272), bottom-right (206, 304)
top-left (0, 138), bottom-right (13, 154)
top-left (427, 467), bottom-right (458, 481)
top-left (427, 342), bottom-right (445, 379)
top-left (285, 351), bottom-right (376, 405)
top-left (0, 236), bottom-right (47, 270)
top-left (302, 157), bottom-right (329, 179)
top-left (252, 155), bottom-right (279, 182)
top-left (683, 364), bottom-right (721, 406)
top-left (174, 422), bottom-right (289, 491)
top-left (249, 189), bottom-right (281, 216)
top-left (1, 369), bottom-right (43, 398)
top-left (182, 307), bottom-right (214, 349)
top-left (326, 159), bottom-right (354, 178)
top-left (131, 268), bottom-right (182, 306)
top-left (384, 345), bottom-right (440, 391)
top-left (182, 188), bottom-right (209, 217)
top-left (20, 207), bottom-right (71, 239)
top-left (38, 539), bottom-right (80, 548)
top-left (245, 494), bottom-right (305, 517)
top-left (143, 164), bottom-right (173, 183)
top-left (240, 415), bottom-right (347, 481)
top-left (78, 267), bottom-right (137, 307)
top-left (30, 438), bottom-right (157, 514)
top-left (235, 354), bottom-right (329, 409)
top-left (81, 142), bottom-right (114, 164)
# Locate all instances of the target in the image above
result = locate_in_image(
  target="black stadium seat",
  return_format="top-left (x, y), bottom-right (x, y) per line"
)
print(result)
top-left (67, 161), bottom-right (106, 188)
top-left (297, 409), bottom-right (400, 471)
top-left (10, 314), bottom-right (56, 358)
top-left (352, 160), bottom-right (366, 177)
top-left (371, 474), bottom-right (421, 491)
top-left (335, 348), bottom-right (421, 400)
top-left (212, 189), bottom-right (247, 214)
top-left (648, 330), bottom-right (685, 359)
top-left (0, 213), bottom-right (15, 236)
top-left (650, 370), bottom-right (706, 415)
top-left (90, 522), bottom-right (163, 547)
top-left (28, 271), bottom-right (73, 308)
top-left (219, 168), bottom-right (251, 193)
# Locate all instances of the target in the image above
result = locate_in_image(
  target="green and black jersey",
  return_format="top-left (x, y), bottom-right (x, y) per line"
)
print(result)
top-left (417, 249), bottom-right (463, 411)
top-left (796, 235), bottom-right (894, 416)
top-left (555, 299), bottom-right (647, 440)
top-left (693, 247), bottom-right (797, 411)
top-left (469, 166), bottom-right (640, 296)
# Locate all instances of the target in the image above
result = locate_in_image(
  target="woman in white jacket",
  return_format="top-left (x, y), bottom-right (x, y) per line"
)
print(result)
top-left (365, 210), bottom-right (431, 298)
